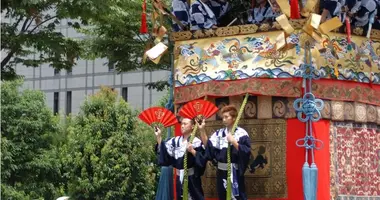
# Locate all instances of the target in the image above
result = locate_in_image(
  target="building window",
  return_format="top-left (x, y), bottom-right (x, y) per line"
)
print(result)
top-left (54, 68), bottom-right (60, 76)
top-left (108, 62), bottom-right (115, 72)
top-left (122, 87), bottom-right (128, 101)
top-left (67, 68), bottom-right (72, 75)
top-left (54, 92), bottom-right (59, 114)
top-left (66, 91), bottom-right (72, 115)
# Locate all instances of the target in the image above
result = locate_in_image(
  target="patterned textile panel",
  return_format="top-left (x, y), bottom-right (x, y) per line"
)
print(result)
top-left (173, 31), bottom-right (380, 88)
top-left (174, 96), bottom-right (380, 124)
top-left (173, 79), bottom-right (380, 106)
top-left (330, 122), bottom-right (380, 199)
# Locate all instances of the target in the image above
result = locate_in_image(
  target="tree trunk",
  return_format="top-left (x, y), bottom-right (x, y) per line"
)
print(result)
top-left (1, 50), bottom-right (15, 69)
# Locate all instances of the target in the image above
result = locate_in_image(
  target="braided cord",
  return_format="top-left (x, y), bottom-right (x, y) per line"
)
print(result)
top-left (226, 93), bottom-right (249, 200)
top-left (183, 96), bottom-right (207, 200)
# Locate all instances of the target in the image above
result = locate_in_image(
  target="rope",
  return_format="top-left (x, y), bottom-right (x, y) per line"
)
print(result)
top-left (182, 96), bottom-right (208, 200)
top-left (226, 93), bottom-right (249, 200)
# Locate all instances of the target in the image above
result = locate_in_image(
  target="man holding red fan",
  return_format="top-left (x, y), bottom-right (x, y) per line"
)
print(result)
top-left (155, 117), bottom-right (207, 200)
top-left (199, 105), bottom-right (251, 200)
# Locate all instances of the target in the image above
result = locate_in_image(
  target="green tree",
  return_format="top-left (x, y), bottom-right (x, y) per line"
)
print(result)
top-left (80, 0), bottom-right (171, 70)
top-left (1, 0), bottom-right (171, 92)
top-left (1, 0), bottom-right (140, 81)
top-left (1, 0), bottom-right (83, 80)
top-left (79, 0), bottom-right (173, 91)
top-left (1, 80), bottom-right (63, 199)
top-left (61, 87), bottom-right (159, 199)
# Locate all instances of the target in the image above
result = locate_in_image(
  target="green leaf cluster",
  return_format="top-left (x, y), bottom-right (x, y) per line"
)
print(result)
top-left (1, 80), bottom-right (63, 199)
top-left (1, 81), bottom-right (161, 199)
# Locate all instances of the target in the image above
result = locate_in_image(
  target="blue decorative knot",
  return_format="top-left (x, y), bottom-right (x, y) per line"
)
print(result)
top-left (293, 93), bottom-right (324, 122)
top-left (296, 135), bottom-right (324, 150)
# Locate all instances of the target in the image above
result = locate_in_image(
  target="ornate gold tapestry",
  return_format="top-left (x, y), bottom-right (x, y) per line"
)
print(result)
top-left (200, 119), bottom-right (287, 199)
top-left (173, 31), bottom-right (380, 87)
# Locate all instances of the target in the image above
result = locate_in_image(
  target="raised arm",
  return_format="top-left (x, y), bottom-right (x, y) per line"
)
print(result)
top-left (155, 127), bottom-right (162, 145)
top-left (198, 119), bottom-right (208, 147)
top-left (154, 127), bottom-right (174, 166)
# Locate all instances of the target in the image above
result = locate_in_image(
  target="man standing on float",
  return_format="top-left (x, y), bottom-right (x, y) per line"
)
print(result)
top-left (155, 117), bottom-right (207, 200)
top-left (198, 105), bottom-right (251, 200)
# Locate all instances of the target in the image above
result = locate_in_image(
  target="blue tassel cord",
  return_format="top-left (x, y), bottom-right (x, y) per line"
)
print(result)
top-left (293, 42), bottom-right (324, 200)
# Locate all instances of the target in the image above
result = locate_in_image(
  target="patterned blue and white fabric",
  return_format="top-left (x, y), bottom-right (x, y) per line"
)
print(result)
top-left (156, 135), bottom-right (207, 200)
top-left (171, 0), bottom-right (191, 31)
top-left (248, 4), bottom-right (273, 24)
top-left (190, 0), bottom-right (218, 30)
top-left (354, 0), bottom-right (377, 26)
top-left (205, 127), bottom-right (251, 200)
top-left (323, 0), bottom-right (344, 21)
top-left (208, 0), bottom-right (230, 19)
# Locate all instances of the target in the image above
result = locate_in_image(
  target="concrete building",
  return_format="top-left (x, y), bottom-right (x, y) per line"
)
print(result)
top-left (10, 19), bottom-right (170, 115)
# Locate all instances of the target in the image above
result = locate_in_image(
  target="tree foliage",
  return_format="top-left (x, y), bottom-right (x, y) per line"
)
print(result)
top-left (61, 87), bottom-right (159, 199)
top-left (1, 0), bottom-right (84, 80)
top-left (1, 0), bottom-right (172, 91)
top-left (1, 80), bottom-right (63, 199)
top-left (1, 82), bottom-right (163, 199)
top-left (78, 0), bottom-right (174, 91)
top-left (79, 0), bottom-right (171, 72)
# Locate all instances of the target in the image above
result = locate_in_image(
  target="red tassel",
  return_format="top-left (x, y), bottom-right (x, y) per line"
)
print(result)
top-left (345, 16), bottom-right (351, 43)
top-left (290, 0), bottom-right (300, 19)
top-left (140, 0), bottom-right (148, 34)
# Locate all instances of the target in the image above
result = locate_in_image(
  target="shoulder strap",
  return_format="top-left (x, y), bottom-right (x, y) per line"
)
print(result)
top-left (172, 137), bottom-right (177, 148)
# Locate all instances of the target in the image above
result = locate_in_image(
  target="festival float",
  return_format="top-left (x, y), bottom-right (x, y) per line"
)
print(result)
top-left (140, 0), bottom-right (380, 199)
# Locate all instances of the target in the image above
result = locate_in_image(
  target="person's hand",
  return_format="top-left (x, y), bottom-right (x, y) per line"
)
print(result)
top-left (155, 126), bottom-right (161, 137)
top-left (341, 6), bottom-right (347, 12)
top-left (227, 133), bottom-right (239, 150)
top-left (212, 25), bottom-right (218, 29)
top-left (226, 133), bottom-right (236, 143)
top-left (187, 143), bottom-right (196, 155)
top-left (155, 127), bottom-right (162, 144)
top-left (198, 118), bottom-right (206, 130)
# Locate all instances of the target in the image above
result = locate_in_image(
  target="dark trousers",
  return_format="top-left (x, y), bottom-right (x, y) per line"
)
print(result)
top-left (175, 174), bottom-right (204, 200)
top-left (216, 169), bottom-right (247, 200)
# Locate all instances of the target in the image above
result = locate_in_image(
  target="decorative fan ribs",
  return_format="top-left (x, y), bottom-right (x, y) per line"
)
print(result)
top-left (138, 107), bottom-right (178, 127)
top-left (178, 99), bottom-right (218, 120)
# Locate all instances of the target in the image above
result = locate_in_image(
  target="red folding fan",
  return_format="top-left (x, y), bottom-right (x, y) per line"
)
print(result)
top-left (138, 107), bottom-right (178, 128)
top-left (178, 99), bottom-right (218, 120)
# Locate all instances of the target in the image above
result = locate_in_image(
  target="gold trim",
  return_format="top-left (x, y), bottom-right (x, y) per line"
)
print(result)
top-left (215, 26), bottom-right (240, 37)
